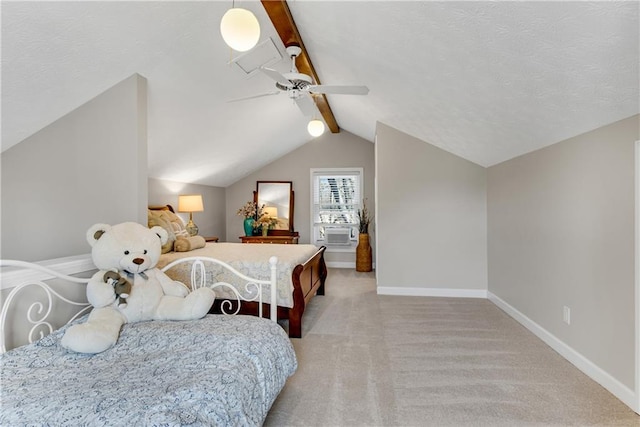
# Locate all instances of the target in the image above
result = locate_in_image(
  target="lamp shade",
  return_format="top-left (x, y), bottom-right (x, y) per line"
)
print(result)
top-left (307, 119), bottom-right (325, 137)
top-left (220, 8), bottom-right (260, 52)
top-left (178, 194), bottom-right (204, 213)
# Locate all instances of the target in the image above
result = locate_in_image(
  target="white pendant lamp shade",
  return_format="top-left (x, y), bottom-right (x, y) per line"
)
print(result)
top-left (307, 119), bottom-right (325, 137)
top-left (220, 8), bottom-right (260, 52)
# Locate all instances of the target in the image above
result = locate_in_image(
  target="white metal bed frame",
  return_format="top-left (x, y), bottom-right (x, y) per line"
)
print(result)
top-left (0, 256), bottom-right (278, 353)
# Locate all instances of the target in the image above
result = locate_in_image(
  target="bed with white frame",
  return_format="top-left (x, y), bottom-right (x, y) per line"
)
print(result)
top-left (0, 255), bottom-right (297, 426)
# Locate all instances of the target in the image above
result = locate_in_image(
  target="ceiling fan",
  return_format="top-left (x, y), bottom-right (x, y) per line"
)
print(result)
top-left (229, 45), bottom-right (369, 116)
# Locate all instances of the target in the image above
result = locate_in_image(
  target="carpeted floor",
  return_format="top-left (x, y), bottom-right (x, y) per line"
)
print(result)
top-left (264, 268), bottom-right (639, 427)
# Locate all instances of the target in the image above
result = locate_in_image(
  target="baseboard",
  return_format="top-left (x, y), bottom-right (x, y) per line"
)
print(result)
top-left (326, 261), bottom-right (355, 269)
top-left (1, 254), bottom-right (94, 290)
top-left (377, 286), bottom-right (487, 298)
top-left (488, 291), bottom-right (638, 413)
top-left (326, 261), bottom-right (377, 270)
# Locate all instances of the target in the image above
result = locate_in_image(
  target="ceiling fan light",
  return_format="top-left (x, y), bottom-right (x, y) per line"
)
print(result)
top-left (220, 8), bottom-right (260, 52)
top-left (308, 119), bottom-right (325, 137)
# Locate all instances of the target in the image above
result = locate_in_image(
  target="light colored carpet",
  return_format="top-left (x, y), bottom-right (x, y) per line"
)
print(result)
top-left (264, 268), bottom-right (639, 427)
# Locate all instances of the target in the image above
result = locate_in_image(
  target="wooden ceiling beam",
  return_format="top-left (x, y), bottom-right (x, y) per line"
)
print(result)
top-left (260, 0), bottom-right (340, 133)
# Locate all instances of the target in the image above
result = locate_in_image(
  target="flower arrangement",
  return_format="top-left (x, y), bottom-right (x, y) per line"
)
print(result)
top-left (237, 201), bottom-right (258, 219)
top-left (256, 213), bottom-right (279, 229)
top-left (357, 199), bottom-right (372, 234)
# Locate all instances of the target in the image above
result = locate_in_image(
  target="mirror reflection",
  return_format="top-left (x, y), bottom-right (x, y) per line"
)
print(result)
top-left (255, 181), bottom-right (294, 232)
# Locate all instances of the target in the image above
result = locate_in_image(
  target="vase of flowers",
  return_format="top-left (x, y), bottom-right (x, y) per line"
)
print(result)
top-left (237, 201), bottom-right (257, 236)
top-left (356, 199), bottom-right (373, 272)
top-left (256, 211), bottom-right (279, 237)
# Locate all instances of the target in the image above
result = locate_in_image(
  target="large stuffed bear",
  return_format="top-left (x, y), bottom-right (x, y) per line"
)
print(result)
top-left (61, 222), bottom-right (215, 354)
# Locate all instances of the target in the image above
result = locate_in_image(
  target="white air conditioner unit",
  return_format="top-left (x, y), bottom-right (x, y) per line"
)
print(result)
top-left (325, 227), bottom-right (352, 245)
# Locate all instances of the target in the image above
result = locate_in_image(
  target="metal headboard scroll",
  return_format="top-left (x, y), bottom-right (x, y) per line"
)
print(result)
top-left (0, 260), bottom-right (92, 353)
top-left (160, 256), bottom-right (278, 322)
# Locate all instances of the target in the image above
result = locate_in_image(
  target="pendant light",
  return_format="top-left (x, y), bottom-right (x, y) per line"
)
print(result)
top-left (220, 5), bottom-right (260, 52)
top-left (307, 119), bottom-right (325, 137)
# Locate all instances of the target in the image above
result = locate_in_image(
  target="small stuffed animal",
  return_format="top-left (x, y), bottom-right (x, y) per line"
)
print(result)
top-left (61, 222), bottom-right (216, 354)
top-left (103, 271), bottom-right (132, 308)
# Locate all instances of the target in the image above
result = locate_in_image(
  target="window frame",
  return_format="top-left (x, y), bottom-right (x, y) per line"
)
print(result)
top-left (309, 167), bottom-right (364, 251)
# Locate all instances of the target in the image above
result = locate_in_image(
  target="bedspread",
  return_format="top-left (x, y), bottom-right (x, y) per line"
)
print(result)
top-left (0, 314), bottom-right (297, 426)
top-left (157, 242), bottom-right (320, 308)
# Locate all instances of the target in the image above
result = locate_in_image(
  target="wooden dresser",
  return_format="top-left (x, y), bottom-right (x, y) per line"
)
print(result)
top-left (239, 235), bottom-right (299, 244)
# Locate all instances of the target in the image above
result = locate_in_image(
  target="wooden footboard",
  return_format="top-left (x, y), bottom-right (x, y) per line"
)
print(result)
top-left (210, 246), bottom-right (327, 338)
top-left (288, 245), bottom-right (327, 338)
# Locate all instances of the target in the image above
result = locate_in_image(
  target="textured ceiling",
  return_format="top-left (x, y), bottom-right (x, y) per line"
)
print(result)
top-left (2, 1), bottom-right (638, 187)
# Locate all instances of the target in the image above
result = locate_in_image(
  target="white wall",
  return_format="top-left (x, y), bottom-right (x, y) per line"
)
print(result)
top-left (1, 74), bottom-right (148, 261)
top-left (225, 130), bottom-right (375, 266)
top-left (375, 122), bottom-right (488, 295)
top-left (148, 178), bottom-right (226, 240)
top-left (488, 114), bottom-right (638, 392)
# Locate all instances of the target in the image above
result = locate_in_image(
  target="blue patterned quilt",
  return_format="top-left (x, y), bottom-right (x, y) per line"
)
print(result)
top-left (0, 314), bottom-right (297, 426)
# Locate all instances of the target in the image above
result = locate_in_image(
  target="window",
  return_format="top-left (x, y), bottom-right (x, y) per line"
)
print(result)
top-left (310, 168), bottom-right (363, 248)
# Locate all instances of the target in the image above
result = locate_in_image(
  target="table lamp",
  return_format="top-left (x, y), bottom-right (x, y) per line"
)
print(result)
top-left (178, 194), bottom-right (204, 236)
top-left (263, 206), bottom-right (278, 218)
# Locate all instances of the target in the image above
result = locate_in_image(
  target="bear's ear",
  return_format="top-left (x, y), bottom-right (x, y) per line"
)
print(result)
top-left (150, 225), bottom-right (169, 245)
top-left (86, 223), bottom-right (111, 247)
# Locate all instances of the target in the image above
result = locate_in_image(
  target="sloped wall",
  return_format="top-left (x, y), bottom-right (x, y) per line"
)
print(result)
top-left (1, 74), bottom-right (148, 261)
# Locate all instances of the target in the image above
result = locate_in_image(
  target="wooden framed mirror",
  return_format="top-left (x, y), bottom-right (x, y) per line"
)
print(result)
top-left (254, 181), bottom-right (295, 234)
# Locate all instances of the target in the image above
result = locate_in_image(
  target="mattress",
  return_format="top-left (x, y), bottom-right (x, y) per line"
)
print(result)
top-left (0, 314), bottom-right (297, 426)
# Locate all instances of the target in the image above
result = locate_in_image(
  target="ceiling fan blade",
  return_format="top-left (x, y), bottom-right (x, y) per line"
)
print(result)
top-left (294, 94), bottom-right (317, 116)
top-left (259, 67), bottom-right (293, 88)
top-left (227, 91), bottom-right (280, 103)
top-left (308, 85), bottom-right (369, 95)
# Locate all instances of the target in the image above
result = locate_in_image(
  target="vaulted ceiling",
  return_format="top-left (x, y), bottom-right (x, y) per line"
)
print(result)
top-left (2, 1), bottom-right (638, 187)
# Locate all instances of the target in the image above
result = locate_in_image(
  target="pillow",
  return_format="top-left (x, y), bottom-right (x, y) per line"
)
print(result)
top-left (149, 209), bottom-right (190, 237)
top-left (148, 210), bottom-right (175, 253)
top-left (174, 235), bottom-right (206, 252)
top-left (169, 221), bottom-right (189, 239)
top-left (155, 209), bottom-right (189, 239)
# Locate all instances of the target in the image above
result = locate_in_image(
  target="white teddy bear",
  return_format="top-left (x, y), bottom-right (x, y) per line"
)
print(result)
top-left (61, 222), bottom-right (216, 354)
